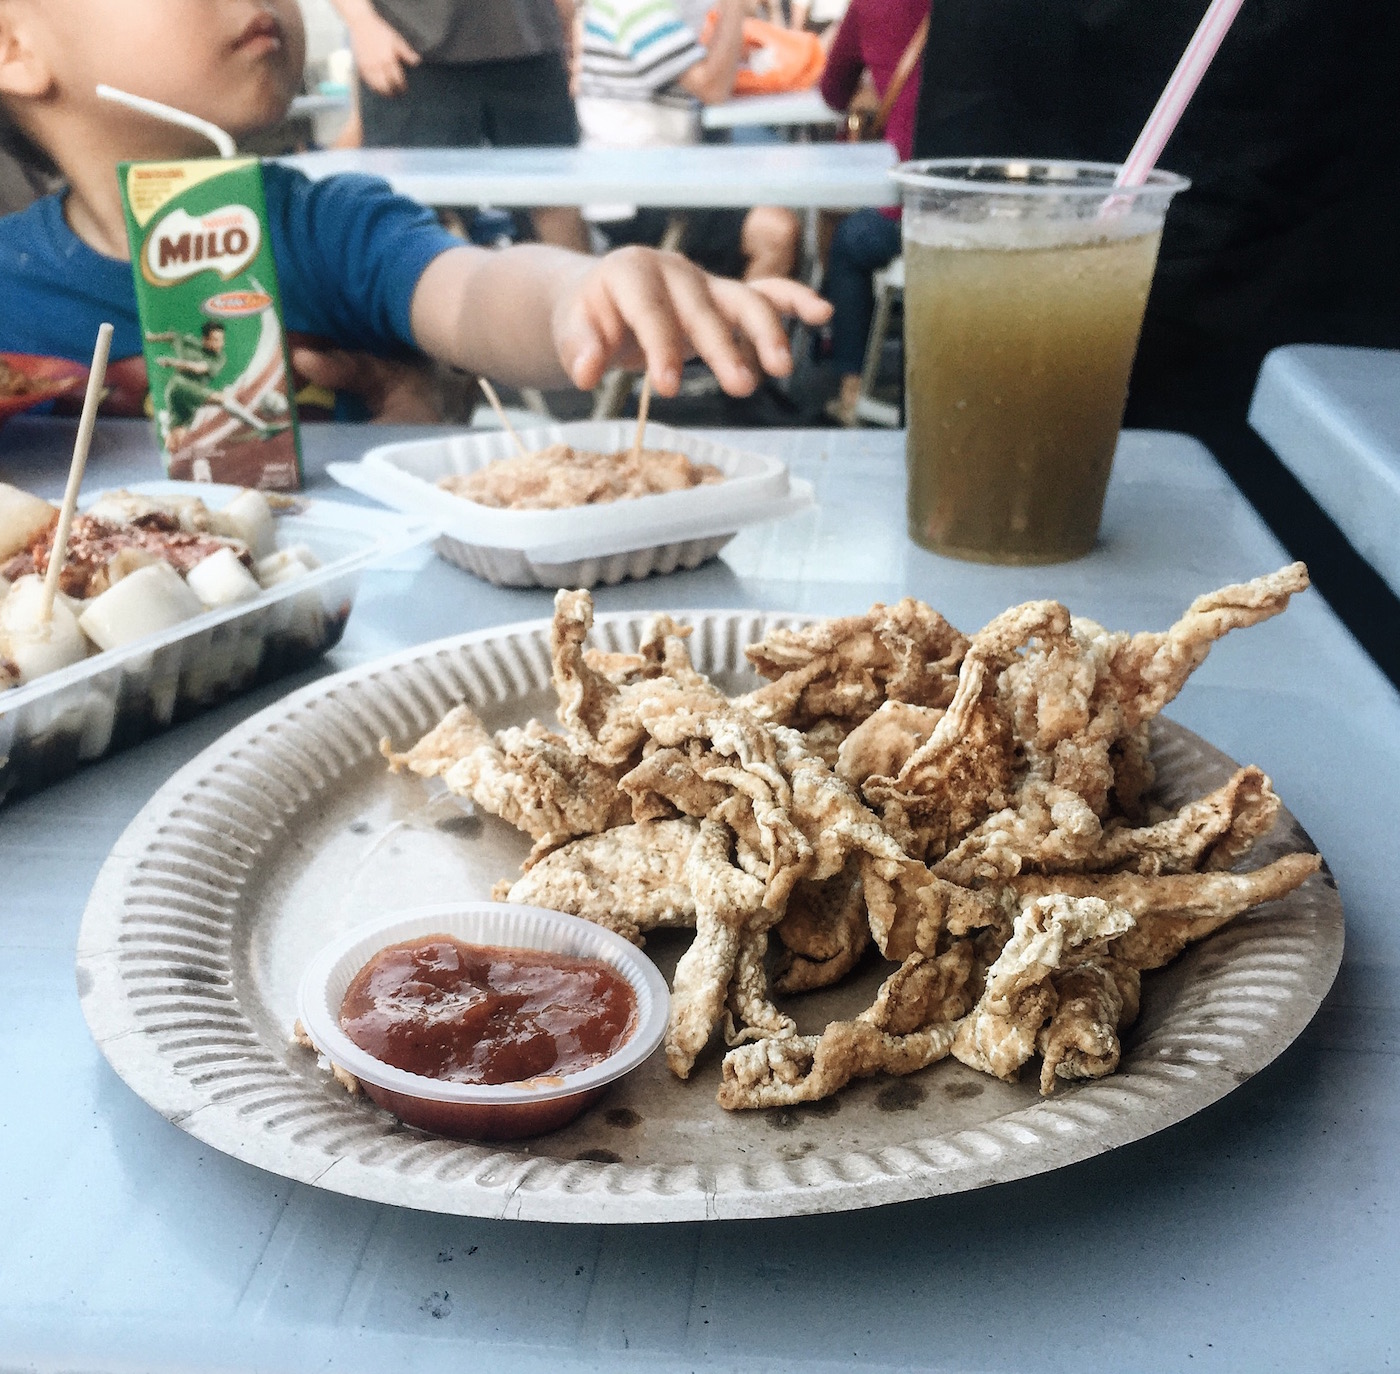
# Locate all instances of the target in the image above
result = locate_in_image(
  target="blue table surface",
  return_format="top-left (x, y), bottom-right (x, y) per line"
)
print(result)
top-left (1249, 344), bottom-right (1400, 594)
top-left (1, 418), bottom-right (1398, 1374)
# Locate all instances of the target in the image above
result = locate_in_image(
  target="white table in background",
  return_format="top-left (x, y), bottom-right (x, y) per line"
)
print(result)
top-left (2, 417), bottom-right (1399, 1374)
top-left (701, 89), bottom-right (842, 131)
top-left (289, 89), bottom-right (841, 139)
top-left (1249, 344), bottom-right (1400, 595)
top-left (281, 141), bottom-right (898, 210)
top-left (288, 92), bottom-right (352, 120)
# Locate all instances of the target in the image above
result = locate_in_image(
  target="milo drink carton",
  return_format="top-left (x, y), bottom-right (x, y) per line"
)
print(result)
top-left (118, 157), bottom-right (302, 489)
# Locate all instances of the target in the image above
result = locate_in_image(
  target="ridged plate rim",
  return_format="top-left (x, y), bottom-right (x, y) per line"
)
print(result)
top-left (75, 610), bottom-right (1344, 1223)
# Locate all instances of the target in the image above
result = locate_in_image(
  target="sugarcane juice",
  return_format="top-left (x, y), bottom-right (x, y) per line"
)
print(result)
top-left (904, 221), bottom-right (1161, 563)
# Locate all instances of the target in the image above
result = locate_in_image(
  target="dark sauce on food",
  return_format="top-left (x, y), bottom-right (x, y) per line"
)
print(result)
top-left (339, 937), bottom-right (637, 1086)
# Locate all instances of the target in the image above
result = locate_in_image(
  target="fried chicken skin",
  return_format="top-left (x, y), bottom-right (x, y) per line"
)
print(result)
top-left (388, 568), bottom-right (1322, 1111)
top-left (439, 443), bottom-right (723, 510)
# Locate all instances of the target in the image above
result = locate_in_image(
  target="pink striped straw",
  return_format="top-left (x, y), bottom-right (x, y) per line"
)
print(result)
top-left (1115, 0), bottom-right (1248, 188)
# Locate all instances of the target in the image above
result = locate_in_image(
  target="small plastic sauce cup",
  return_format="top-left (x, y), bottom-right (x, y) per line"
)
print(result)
top-left (296, 902), bottom-right (670, 1141)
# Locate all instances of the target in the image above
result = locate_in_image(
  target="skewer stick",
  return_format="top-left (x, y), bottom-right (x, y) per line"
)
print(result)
top-left (41, 323), bottom-right (113, 622)
top-left (631, 375), bottom-right (651, 462)
top-left (477, 378), bottom-right (529, 458)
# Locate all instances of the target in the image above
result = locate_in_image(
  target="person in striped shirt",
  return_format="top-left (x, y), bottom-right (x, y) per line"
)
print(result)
top-left (575, 0), bottom-right (801, 282)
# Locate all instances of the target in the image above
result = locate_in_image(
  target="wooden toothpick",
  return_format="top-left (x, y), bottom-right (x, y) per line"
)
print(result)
top-left (477, 377), bottom-right (529, 459)
top-left (631, 375), bottom-right (651, 462)
top-left (41, 322), bottom-right (113, 622)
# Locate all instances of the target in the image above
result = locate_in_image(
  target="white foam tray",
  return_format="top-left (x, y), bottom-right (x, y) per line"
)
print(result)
top-left (0, 481), bottom-right (430, 803)
top-left (328, 421), bottom-right (815, 588)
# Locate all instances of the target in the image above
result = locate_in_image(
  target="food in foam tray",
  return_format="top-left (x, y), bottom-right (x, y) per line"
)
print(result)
top-left (0, 356), bottom-right (86, 423)
top-left (0, 482), bottom-right (317, 691)
top-left (374, 567), bottom-right (1321, 1117)
top-left (0, 358), bottom-right (36, 398)
top-left (437, 442), bottom-right (724, 510)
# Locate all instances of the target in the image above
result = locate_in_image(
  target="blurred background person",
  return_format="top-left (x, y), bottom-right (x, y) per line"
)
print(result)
top-left (818, 0), bottom-right (927, 424)
top-left (329, 0), bottom-right (590, 251)
top-left (575, 0), bottom-right (801, 283)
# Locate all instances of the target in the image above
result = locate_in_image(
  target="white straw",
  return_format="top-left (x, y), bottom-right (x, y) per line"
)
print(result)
top-left (96, 85), bottom-right (237, 159)
top-left (1115, 0), bottom-right (1247, 188)
top-left (41, 323), bottom-right (114, 622)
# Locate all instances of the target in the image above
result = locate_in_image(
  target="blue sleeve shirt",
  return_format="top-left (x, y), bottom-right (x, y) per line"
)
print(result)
top-left (0, 164), bottom-right (461, 369)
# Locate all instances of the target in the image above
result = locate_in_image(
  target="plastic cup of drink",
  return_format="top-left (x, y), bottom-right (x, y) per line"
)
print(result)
top-left (894, 159), bottom-right (1189, 564)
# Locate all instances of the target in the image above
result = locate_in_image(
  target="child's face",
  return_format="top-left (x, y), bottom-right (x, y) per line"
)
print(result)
top-left (22, 0), bottom-right (305, 141)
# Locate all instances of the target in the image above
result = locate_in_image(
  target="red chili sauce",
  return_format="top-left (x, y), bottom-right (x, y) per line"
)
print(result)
top-left (339, 937), bottom-right (637, 1086)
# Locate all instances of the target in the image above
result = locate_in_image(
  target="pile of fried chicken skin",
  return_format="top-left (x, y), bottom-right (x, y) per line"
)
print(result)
top-left (385, 565), bottom-right (1320, 1111)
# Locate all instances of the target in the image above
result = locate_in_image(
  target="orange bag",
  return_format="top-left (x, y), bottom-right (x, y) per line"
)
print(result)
top-left (700, 12), bottom-right (825, 95)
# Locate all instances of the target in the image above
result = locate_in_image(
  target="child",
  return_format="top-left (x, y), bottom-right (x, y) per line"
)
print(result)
top-left (0, 0), bottom-right (829, 418)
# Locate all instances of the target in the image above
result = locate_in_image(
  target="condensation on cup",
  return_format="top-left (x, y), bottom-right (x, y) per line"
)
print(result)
top-left (895, 159), bottom-right (1188, 564)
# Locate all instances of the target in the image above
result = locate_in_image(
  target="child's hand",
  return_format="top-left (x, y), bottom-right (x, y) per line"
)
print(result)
top-left (550, 247), bottom-right (833, 397)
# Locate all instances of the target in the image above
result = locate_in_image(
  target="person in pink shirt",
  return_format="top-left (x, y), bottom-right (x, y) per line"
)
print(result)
top-left (819, 0), bottom-right (927, 423)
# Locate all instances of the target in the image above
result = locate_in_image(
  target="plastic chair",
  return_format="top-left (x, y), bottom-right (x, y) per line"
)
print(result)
top-left (852, 254), bottom-right (902, 428)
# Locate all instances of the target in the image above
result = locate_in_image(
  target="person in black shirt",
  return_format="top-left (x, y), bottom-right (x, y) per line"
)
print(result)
top-left (913, 0), bottom-right (1400, 678)
top-left (331, 0), bottom-right (590, 251)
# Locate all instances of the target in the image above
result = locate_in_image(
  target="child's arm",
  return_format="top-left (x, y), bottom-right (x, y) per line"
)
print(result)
top-left (410, 243), bottom-right (831, 397)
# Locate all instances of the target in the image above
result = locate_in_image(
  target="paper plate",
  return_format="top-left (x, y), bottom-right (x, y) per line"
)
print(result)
top-left (76, 611), bottom-right (1343, 1223)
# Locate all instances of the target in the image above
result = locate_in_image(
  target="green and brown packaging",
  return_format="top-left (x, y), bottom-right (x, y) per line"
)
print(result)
top-left (118, 156), bottom-right (302, 490)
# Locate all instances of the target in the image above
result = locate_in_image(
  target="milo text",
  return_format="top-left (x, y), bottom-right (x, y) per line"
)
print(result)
top-left (143, 206), bottom-right (262, 285)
